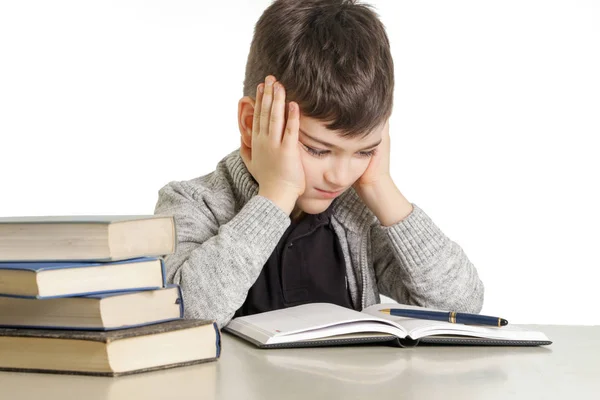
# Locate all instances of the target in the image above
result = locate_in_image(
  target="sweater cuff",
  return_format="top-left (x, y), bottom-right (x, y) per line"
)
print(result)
top-left (223, 195), bottom-right (290, 254)
top-left (382, 204), bottom-right (449, 268)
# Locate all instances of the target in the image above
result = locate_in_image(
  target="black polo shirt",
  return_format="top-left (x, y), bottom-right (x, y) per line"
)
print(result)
top-left (235, 206), bottom-right (354, 317)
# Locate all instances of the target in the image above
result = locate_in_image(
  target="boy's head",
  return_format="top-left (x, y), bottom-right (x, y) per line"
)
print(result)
top-left (238, 0), bottom-right (394, 214)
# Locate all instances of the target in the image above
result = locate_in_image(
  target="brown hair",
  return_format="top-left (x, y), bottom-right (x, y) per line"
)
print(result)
top-left (243, 0), bottom-right (394, 138)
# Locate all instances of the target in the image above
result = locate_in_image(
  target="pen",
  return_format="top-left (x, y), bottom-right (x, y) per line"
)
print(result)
top-left (379, 308), bottom-right (508, 327)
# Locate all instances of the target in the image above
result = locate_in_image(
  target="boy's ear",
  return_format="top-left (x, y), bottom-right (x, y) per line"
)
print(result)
top-left (238, 96), bottom-right (255, 149)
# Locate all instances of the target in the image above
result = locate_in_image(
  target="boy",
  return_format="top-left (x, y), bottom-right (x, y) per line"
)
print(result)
top-left (155, 0), bottom-right (484, 328)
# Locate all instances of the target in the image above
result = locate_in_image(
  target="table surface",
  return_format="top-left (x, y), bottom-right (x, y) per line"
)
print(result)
top-left (1, 325), bottom-right (598, 400)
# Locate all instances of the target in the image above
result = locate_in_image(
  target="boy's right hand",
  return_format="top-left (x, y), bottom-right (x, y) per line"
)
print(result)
top-left (240, 76), bottom-right (305, 215)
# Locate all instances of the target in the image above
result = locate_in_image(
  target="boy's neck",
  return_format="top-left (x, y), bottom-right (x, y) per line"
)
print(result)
top-left (290, 207), bottom-right (305, 222)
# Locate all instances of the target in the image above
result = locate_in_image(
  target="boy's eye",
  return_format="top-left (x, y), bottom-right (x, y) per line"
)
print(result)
top-left (302, 144), bottom-right (377, 158)
top-left (357, 149), bottom-right (377, 158)
top-left (303, 145), bottom-right (329, 158)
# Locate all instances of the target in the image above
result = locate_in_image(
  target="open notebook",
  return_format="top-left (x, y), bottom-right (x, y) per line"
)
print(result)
top-left (224, 303), bottom-right (552, 348)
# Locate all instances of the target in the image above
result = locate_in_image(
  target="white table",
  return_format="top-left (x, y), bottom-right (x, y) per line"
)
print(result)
top-left (1, 325), bottom-right (598, 400)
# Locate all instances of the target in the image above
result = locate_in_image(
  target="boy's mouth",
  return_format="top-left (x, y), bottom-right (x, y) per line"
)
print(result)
top-left (315, 188), bottom-right (343, 199)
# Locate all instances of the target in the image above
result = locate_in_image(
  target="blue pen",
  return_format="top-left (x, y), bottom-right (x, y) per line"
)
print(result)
top-left (379, 308), bottom-right (508, 327)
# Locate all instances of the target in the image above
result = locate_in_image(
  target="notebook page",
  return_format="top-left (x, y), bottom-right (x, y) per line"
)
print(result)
top-left (362, 303), bottom-right (549, 341)
top-left (226, 303), bottom-right (407, 344)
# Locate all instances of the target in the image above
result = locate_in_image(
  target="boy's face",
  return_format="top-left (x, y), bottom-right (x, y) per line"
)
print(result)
top-left (295, 116), bottom-right (384, 214)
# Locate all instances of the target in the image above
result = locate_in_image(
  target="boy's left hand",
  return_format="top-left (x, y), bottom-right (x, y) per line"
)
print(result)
top-left (353, 120), bottom-right (391, 191)
top-left (353, 120), bottom-right (414, 226)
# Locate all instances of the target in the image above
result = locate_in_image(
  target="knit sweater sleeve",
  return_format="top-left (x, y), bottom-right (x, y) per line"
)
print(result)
top-left (154, 181), bottom-right (290, 328)
top-left (371, 204), bottom-right (484, 313)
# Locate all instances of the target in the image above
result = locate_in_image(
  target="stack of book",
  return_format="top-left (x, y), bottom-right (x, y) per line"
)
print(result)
top-left (0, 215), bottom-right (220, 377)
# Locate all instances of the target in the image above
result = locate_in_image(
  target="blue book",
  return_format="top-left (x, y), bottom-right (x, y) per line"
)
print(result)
top-left (0, 257), bottom-right (166, 299)
top-left (0, 284), bottom-right (184, 331)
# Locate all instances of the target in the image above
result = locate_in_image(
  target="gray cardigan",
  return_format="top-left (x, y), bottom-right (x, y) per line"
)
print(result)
top-left (154, 150), bottom-right (484, 327)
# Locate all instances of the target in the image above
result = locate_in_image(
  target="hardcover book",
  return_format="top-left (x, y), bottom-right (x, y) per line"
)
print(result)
top-left (0, 285), bottom-right (183, 330)
top-left (0, 353), bottom-right (218, 399)
top-left (224, 303), bottom-right (552, 348)
top-left (0, 319), bottom-right (221, 376)
top-left (0, 257), bottom-right (166, 298)
top-left (0, 215), bottom-right (176, 262)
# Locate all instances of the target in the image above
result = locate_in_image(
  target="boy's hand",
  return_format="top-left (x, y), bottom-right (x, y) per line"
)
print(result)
top-left (353, 120), bottom-right (391, 190)
top-left (240, 76), bottom-right (305, 215)
top-left (353, 120), bottom-right (414, 225)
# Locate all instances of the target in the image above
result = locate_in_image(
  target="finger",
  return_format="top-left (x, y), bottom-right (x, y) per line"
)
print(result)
top-left (269, 82), bottom-right (286, 143)
top-left (252, 83), bottom-right (264, 137)
top-left (282, 102), bottom-right (300, 148)
top-left (260, 76), bottom-right (276, 136)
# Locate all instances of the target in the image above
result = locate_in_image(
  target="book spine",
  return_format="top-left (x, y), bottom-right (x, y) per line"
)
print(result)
top-left (174, 284), bottom-right (184, 318)
top-left (159, 258), bottom-right (167, 288)
top-left (213, 322), bottom-right (221, 358)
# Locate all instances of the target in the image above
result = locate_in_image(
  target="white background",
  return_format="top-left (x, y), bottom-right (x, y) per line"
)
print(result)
top-left (1, 1), bottom-right (598, 325)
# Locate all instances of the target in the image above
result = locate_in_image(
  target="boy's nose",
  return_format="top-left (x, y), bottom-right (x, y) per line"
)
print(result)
top-left (324, 165), bottom-right (352, 189)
